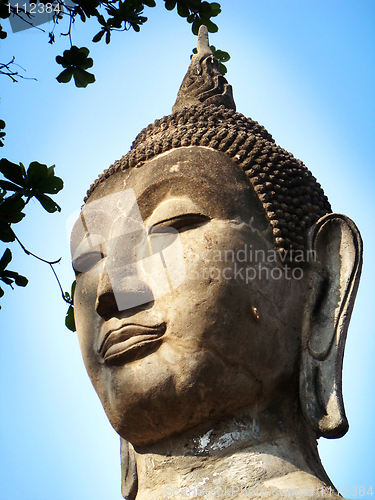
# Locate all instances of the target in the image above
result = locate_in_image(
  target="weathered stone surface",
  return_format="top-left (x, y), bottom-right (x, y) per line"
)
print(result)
top-left (71, 26), bottom-right (362, 500)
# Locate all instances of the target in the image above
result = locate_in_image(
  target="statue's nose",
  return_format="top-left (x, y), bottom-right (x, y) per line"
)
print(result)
top-left (95, 274), bottom-right (118, 318)
top-left (95, 230), bottom-right (154, 319)
top-left (95, 267), bottom-right (154, 319)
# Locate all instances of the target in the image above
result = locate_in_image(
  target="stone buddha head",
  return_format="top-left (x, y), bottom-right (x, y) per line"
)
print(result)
top-left (71, 27), bottom-right (362, 499)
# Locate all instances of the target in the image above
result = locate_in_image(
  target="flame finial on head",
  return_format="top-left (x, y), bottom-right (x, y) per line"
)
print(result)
top-left (172, 25), bottom-right (236, 113)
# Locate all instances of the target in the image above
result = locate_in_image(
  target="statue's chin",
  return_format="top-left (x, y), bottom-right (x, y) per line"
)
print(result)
top-left (98, 359), bottom-right (267, 448)
top-left (100, 358), bottom-right (299, 449)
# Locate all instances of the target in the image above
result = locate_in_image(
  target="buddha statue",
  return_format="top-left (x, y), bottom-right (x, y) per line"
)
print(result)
top-left (71, 27), bottom-right (362, 499)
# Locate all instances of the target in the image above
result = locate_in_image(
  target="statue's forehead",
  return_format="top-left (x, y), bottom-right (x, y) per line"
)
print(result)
top-left (87, 146), bottom-right (269, 225)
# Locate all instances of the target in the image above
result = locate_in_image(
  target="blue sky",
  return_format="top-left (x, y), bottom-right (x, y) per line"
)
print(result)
top-left (0, 1), bottom-right (374, 499)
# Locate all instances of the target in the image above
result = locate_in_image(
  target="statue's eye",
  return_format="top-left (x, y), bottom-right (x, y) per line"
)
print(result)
top-left (73, 251), bottom-right (105, 276)
top-left (148, 214), bottom-right (210, 234)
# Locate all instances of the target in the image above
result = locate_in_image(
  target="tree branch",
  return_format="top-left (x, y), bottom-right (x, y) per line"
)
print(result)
top-left (13, 232), bottom-right (72, 304)
top-left (0, 57), bottom-right (37, 83)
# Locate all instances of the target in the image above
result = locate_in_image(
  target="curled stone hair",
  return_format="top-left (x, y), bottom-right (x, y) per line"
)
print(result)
top-left (85, 26), bottom-right (331, 255)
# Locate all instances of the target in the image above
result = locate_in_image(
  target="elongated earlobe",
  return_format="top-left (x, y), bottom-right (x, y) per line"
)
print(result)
top-left (300, 214), bottom-right (362, 438)
top-left (120, 438), bottom-right (138, 499)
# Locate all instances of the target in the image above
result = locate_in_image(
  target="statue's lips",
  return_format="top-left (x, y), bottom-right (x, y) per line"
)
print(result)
top-left (99, 323), bottom-right (166, 364)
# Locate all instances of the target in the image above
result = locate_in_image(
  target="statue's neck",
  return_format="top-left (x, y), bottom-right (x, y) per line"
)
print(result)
top-left (132, 407), bottom-right (339, 499)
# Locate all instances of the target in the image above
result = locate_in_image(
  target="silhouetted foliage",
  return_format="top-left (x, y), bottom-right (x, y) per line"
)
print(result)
top-left (0, 0), bottom-right (229, 323)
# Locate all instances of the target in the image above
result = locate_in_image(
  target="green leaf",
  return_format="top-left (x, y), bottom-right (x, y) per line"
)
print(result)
top-left (56, 67), bottom-right (74, 83)
top-left (79, 57), bottom-right (94, 70)
top-left (1, 276), bottom-right (13, 285)
top-left (0, 264), bottom-right (28, 290)
top-left (75, 46), bottom-right (90, 61)
top-left (57, 47), bottom-right (95, 85)
top-left (212, 48), bottom-right (230, 63)
top-left (2, 270), bottom-right (17, 278)
top-left (200, 1), bottom-right (212, 15)
top-left (192, 17), bottom-right (201, 35)
top-left (0, 158), bottom-right (25, 186)
top-left (0, 218), bottom-right (15, 242)
top-left (34, 193), bottom-right (61, 213)
top-left (93, 30), bottom-right (105, 42)
top-left (73, 0), bottom-right (99, 18)
top-left (164, 0), bottom-right (177, 10)
top-left (65, 304), bottom-right (76, 332)
top-left (72, 68), bottom-right (96, 88)
top-left (22, 162), bottom-right (63, 194)
top-left (219, 62), bottom-right (227, 76)
top-left (110, 17), bottom-right (123, 29)
top-left (0, 1), bottom-right (11, 19)
top-left (34, 176), bottom-right (64, 194)
top-left (26, 161), bottom-right (48, 186)
top-left (65, 280), bottom-right (76, 331)
top-left (0, 194), bottom-right (25, 218)
top-left (61, 49), bottom-right (73, 65)
top-left (143, 0), bottom-right (156, 6)
top-left (47, 165), bottom-right (57, 177)
top-left (28, 161), bottom-right (48, 175)
top-left (14, 274), bottom-right (28, 287)
top-left (0, 180), bottom-right (23, 192)
top-left (209, 2), bottom-right (221, 16)
top-left (0, 248), bottom-right (12, 271)
top-left (97, 13), bottom-right (106, 25)
top-left (202, 17), bottom-right (218, 33)
top-left (74, 5), bottom-right (86, 22)
top-left (56, 55), bottom-right (70, 69)
top-left (5, 211), bottom-right (26, 224)
top-left (177, 2), bottom-right (189, 17)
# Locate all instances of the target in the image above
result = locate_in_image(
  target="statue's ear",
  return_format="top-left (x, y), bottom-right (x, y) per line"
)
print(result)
top-left (300, 213), bottom-right (362, 438)
top-left (120, 438), bottom-right (138, 499)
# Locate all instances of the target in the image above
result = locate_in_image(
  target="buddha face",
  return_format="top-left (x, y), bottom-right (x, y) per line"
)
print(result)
top-left (71, 147), bottom-right (306, 447)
